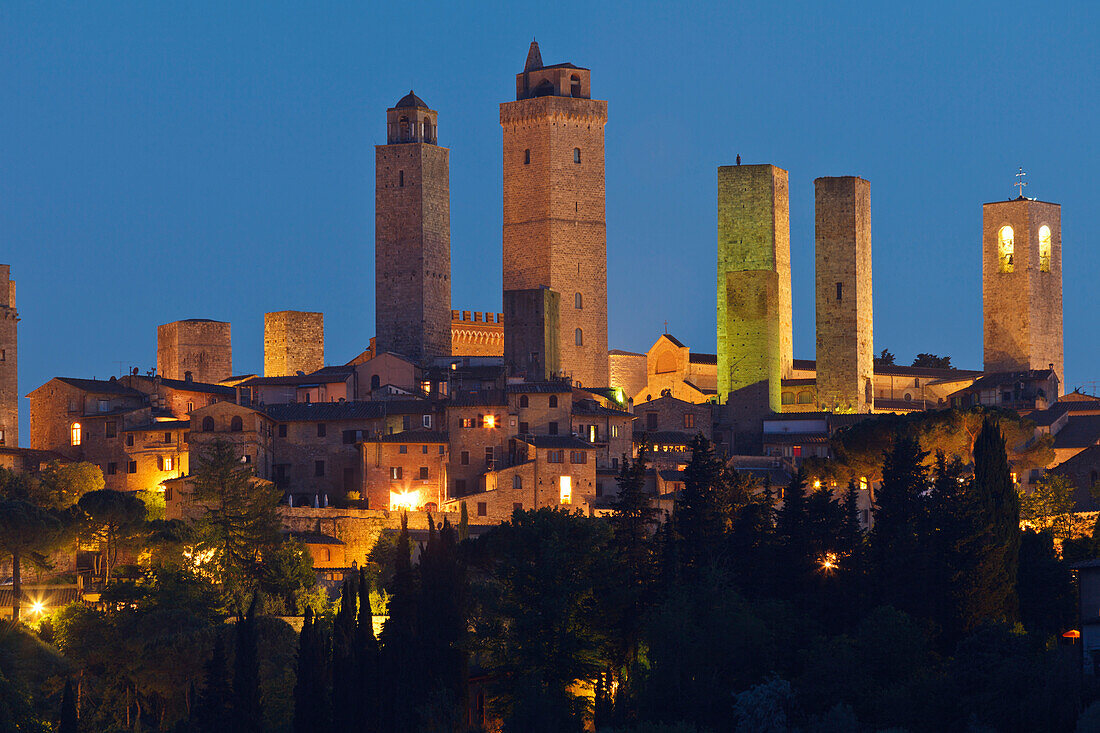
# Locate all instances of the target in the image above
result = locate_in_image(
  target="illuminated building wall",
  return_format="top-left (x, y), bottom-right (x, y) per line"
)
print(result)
top-left (501, 42), bottom-right (608, 387)
top-left (451, 311), bottom-right (504, 357)
top-left (716, 164), bottom-right (791, 410)
top-left (815, 176), bottom-right (873, 413)
top-left (0, 265), bottom-right (16, 447)
top-left (982, 198), bottom-right (1063, 392)
top-left (503, 287), bottom-right (560, 380)
top-left (375, 92), bottom-right (452, 363)
top-left (264, 311), bottom-right (324, 377)
top-left (156, 319), bottom-right (232, 384)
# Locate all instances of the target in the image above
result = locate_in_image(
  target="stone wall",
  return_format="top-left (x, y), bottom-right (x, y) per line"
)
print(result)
top-left (608, 350), bottom-right (646, 406)
top-left (501, 91), bottom-right (609, 388)
top-left (264, 311), bottom-right (324, 377)
top-left (156, 320), bottom-right (232, 383)
top-left (0, 265), bottom-right (17, 447)
top-left (504, 287), bottom-right (560, 379)
top-left (815, 177), bottom-right (873, 413)
top-left (982, 199), bottom-right (1063, 392)
top-left (451, 311), bottom-right (504, 357)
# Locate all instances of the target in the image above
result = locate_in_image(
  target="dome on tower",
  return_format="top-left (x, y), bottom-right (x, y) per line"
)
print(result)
top-left (394, 90), bottom-right (428, 109)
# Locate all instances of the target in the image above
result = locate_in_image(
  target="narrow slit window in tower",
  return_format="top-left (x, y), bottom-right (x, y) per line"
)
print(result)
top-left (575, 292), bottom-right (582, 309)
top-left (574, 147), bottom-right (581, 164)
top-left (575, 328), bottom-right (583, 346)
top-left (836, 282), bottom-right (843, 302)
top-left (524, 149), bottom-right (530, 165)
top-left (399, 170), bottom-right (404, 187)
top-left (1039, 225), bottom-right (1052, 272)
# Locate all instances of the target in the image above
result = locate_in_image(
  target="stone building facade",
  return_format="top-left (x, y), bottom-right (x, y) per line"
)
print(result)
top-left (501, 42), bottom-right (609, 388)
top-left (717, 163), bottom-right (792, 411)
top-left (607, 350), bottom-right (646, 406)
top-left (982, 197), bottom-right (1063, 393)
top-left (264, 311), bottom-right (324, 377)
top-left (156, 319), bottom-right (232, 384)
top-left (375, 92), bottom-right (451, 364)
top-left (504, 287), bottom-right (560, 380)
top-left (0, 265), bottom-right (17, 447)
top-left (815, 177), bottom-right (873, 413)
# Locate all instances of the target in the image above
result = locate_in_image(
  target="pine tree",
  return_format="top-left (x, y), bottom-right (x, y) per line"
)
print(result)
top-left (839, 479), bottom-right (863, 557)
top-left (775, 469), bottom-right (811, 574)
top-left (676, 435), bottom-right (726, 570)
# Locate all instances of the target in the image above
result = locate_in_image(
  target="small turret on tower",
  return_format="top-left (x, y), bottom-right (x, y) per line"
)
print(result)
top-left (386, 91), bottom-right (438, 145)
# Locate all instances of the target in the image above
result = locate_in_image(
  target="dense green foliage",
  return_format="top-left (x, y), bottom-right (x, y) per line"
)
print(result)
top-left (0, 422), bottom-right (1094, 731)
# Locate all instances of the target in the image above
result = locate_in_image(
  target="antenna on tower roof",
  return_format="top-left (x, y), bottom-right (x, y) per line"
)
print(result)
top-left (1015, 167), bottom-right (1029, 200)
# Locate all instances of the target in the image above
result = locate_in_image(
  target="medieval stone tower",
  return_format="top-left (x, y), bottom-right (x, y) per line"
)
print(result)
top-left (815, 177), bottom-right (873, 413)
top-left (982, 196), bottom-right (1063, 391)
top-left (264, 311), bottom-right (324, 377)
top-left (0, 265), bottom-right (18, 447)
top-left (157, 319), bottom-right (232, 384)
top-left (375, 91), bottom-right (452, 364)
top-left (716, 164), bottom-right (793, 411)
top-left (501, 41), bottom-right (608, 387)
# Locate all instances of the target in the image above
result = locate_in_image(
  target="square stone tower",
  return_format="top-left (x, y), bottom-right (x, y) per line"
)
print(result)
top-left (717, 164), bottom-right (793, 411)
top-left (504, 287), bottom-right (561, 381)
top-left (815, 177), bottom-right (873, 413)
top-left (0, 265), bottom-right (18, 447)
top-left (501, 41), bottom-right (608, 388)
top-left (982, 197), bottom-right (1063, 390)
top-left (264, 311), bottom-right (324, 377)
top-left (375, 91), bottom-right (451, 364)
top-left (157, 319), bottom-right (232, 383)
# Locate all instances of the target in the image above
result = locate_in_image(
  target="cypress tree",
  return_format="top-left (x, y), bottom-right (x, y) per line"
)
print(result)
top-left (676, 435), bottom-right (726, 569)
top-left (839, 479), bottom-right (863, 557)
top-left (959, 418), bottom-right (1021, 628)
top-left (871, 432), bottom-right (930, 617)
top-left (197, 631), bottom-right (232, 733)
top-left (294, 606), bottom-right (330, 733)
top-left (332, 575), bottom-right (359, 730)
top-left (233, 595), bottom-right (263, 733)
top-left (774, 469), bottom-right (811, 574)
top-left (379, 512), bottom-right (419, 731)
top-left (59, 678), bottom-right (77, 733)
top-left (356, 567), bottom-right (380, 724)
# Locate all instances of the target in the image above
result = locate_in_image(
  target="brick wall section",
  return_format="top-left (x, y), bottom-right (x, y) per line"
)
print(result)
top-left (264, 311), bottom-right (324, 377)
top-left (0, 265), bottom-right (17, 447)
top-left (375, 107), bottom-right (451, 363)
top-left (157, 320), bottom-right (232, 383)
top-left (451, 311), bottom-right (504, 357)
top-left (983, 199), bottom-right (1063, 392)
top-left (501, 90), bottom-right (609, 387)
top-left (717, 165), bottom-right (792, 400)
top-left (815, 177), bottom-right (873, 413)
top-left (361, 437), bottom-right (449, 510)
top-left (504, 288), bottom-right (560, 379)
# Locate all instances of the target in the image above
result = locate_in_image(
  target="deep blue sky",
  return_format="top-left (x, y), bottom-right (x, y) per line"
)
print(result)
top-left (2, 1), bottom-right (1097, 443)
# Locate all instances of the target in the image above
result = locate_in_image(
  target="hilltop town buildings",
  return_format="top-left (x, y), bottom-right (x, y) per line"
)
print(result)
top-left (4, 40), bottom-right (1089, 542)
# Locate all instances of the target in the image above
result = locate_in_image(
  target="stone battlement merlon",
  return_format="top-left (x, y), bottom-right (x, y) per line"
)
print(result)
top-left (451, 311), bottom-right (503, 324)
top-left (500, 97), bottom-right (608, 127)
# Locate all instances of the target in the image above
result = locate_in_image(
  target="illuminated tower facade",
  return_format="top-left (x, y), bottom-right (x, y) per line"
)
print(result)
top-left (716, 163), bottom-right (792, 410)
top-left (815, 176), bottom-right (873, 413)
top-left (375, 91), bottom-right (452, 363)
top-left (0, 265), bottom-right (17, 447)
top-left (982, 196), bottom-right (1063, 390)
top-left (501, 41), bottom-right (608, 387)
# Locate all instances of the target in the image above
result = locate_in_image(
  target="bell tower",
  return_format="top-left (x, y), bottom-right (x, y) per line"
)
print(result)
top-left (982, 191), bottom-right (1063, 391)
top-left (501, 42), bottom-right (608, 387)
top-left (375, 91), bottom-right (452, 363)
top-left (0, 265), bottom-right (16, 448)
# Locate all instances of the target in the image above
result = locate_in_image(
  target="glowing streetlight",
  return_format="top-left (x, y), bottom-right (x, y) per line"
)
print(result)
top-left (819, 552), bottom-right (838, 573)
top-left (30, 600), bottom-right (45, 616)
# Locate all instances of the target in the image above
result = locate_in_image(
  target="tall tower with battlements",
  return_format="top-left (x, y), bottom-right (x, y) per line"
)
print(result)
top-left (983, 196), bottom-right (1063, 391)
top-left (815, 176), bottom-right (873, 413)
top-left (375, 91), bottom-right (452, 364)
top-left (0, 265), bottom-right (18, 447)
top-left (501, 41), bottom-right (608, 387)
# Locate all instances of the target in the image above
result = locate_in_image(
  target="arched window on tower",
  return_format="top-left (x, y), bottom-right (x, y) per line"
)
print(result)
top-left (999, 225), bottom-right (1015, 273)
top-left (399, 116), bottom-right (410, 141)
top-left (1039, 225), bottom-right (1052, 272)
top-left (574, 292), bottom-right (582, 309)
top-left (575, 328), bottom-right (583, 346)
top-left (570, 74), bottom-right (581, 97)
top-left (573, 148), bottom-right (581, 164)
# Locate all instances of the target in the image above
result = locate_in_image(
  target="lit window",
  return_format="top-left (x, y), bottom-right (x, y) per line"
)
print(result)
top-left (859, 476), bottom-right (868, 491)
top-left (684, 414), bottom-right (694, 429)
top-left (559, 476), bottom-right (572, 504)
top-left (1039, 225), bottom-right (1051, 272)
top-left (71, 423), bottom-right (82, 446)
top-left (0, 429), bottom-right (4, 445)
top-left (484, 414), bottom-right (497, 429)
top-left (460, 418), bottom-right (475, 428)
top-left (164, 456), bottom-right (174, 471)
top-left (999, 225), bottom-right (1014, 272)
top-left (390, 490), bottom-right (420, 512)
top-left (390, 467), bottom-right (402, 480)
